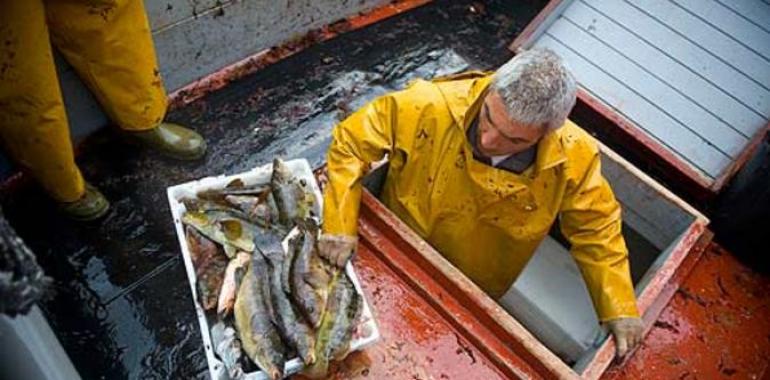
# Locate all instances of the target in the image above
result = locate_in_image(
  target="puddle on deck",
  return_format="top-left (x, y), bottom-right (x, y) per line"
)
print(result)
top-left (1, 1), bottom-right (545, 378)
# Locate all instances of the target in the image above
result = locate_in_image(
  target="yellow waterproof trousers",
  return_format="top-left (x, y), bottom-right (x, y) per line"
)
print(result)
top-left (0, 0), bottom-right (167, 202)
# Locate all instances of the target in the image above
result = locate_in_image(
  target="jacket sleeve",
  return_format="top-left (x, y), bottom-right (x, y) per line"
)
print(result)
top-left (559, 141), bottom-right (640, 322)
top-left (322, 95), bottom-right (398, 237)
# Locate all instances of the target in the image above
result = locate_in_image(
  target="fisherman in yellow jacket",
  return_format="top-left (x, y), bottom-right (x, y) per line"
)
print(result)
top-left (320, 48), bottom-right (644, 357)
top-left (0, 0), bottom-right (206, 220)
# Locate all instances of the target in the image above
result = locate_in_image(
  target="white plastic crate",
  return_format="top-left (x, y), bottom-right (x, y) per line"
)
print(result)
top-left (167, 159), bottom-right (380, 380)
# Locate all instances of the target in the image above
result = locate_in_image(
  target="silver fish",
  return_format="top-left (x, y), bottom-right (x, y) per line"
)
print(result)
top-left (301, 271), bottom-right (362, 379)
top-left (257, 229), bottom-right (317, 366)
top-left (224, 194), bottom-right (276, 228)
top-left (217, 251), bottom-right (251, 317)
top-left (270, 158), bottom-right (317, 225)
top-left (211, 321), bottom-right (245, 379)
top-left (197, 182), bottom-right (272, 202)
top-left (234, 254), bottom-right (286, 380)
top-left (290, 218), bottom-right (331, 328)
top-left (326, 273), bottom-right (362, 361)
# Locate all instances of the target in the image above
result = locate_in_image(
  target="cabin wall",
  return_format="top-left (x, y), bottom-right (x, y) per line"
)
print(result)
top-left (64, 0), bottom-right (387, 142)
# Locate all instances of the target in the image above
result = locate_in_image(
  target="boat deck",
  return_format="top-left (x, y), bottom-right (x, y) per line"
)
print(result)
top-left (2, 0), bottom-right (769, 378)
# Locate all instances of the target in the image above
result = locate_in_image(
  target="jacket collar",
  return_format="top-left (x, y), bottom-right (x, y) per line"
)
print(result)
top-left (534, 129), bottom-right (566, 173)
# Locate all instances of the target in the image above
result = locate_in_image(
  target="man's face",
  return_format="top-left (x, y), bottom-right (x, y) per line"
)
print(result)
top-left (477, 90), bottom-right (547, 156)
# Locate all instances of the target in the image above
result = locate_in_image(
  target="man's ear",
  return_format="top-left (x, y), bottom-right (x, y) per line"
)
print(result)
top-left (540, 124), bottom-right (551, 136)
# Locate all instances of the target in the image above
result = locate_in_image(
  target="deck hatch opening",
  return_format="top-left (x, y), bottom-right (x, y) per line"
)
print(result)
top-left (361, 139), bottom-right (707, 376)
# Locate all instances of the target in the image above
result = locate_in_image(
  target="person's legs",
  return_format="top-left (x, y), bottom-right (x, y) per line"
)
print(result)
top-left (0, 0), bottom-right (84, 202)
top-left (0, 0), bottom-right (82, 202)
top-left (45, 0), bottom-right (206, 159)
top-left (0, 0), bottom-right (108, 220)
top-left (45, 0), bottom-right (166, 132)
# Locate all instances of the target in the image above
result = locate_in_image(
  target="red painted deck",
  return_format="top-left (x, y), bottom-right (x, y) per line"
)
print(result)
top-left (605, 244), bottom-right (770, 380)
top-left (297, 244), bottom-right (515, 380)
top-left (302, 188), bottom-right (770, 380)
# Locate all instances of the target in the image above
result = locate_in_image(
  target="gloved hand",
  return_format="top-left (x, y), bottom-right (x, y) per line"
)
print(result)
top-left (606, 317), bottom-right (644, 358)
top-left (318, 234), bottom-right (358, 268)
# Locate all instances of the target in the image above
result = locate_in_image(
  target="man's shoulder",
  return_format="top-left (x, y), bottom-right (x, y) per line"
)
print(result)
top-left (553, 120), bottom-right (601, 179)
top-left (397, 71), bottom-right (492, 102)
top-left (555, 120), bottom-right (600, 157)
top-left (430, 71), bottom-right (493, 98)
top-left (429, 70), bottom-right (492, 83)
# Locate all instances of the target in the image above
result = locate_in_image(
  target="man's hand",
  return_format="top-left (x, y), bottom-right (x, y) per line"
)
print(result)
top-left (318, 234), bottom-right (358, 268)
top-left (606, 317), bottom-right (644, 358)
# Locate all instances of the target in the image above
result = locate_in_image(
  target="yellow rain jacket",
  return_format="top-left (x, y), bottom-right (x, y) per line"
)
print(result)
top-left (323, 72), bottom-right (639, 321)
top-left (0, 0), bottom-right (166, 202)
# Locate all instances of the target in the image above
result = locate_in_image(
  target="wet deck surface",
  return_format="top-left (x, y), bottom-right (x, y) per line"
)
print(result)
top-left (605, 243), bottom-right (770, 380)
top-left (1, 1), bottom-right (543, 378)
top-left (5, 0), bottom-right (770, 379)
top-left (315, 244), bottom-right (513, 380)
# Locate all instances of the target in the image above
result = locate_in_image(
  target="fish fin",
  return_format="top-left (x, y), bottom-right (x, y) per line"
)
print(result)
top-left (267, 367), bottom-right (283, 380)
top-left (223, 244), bottom-right (237, 259)
top-left (225, 178), bottom-right (245, 189)
top-left (220, 220), bottom-right (243, 240)
top-left (302, 356), bottom-right (330, 379)
top-left (304, 350), bottom-right (316, 366)
top-left (258, 258), bottom-right (280, 325)
top-left (281, 252), bottom-right (294, 295)
top-left (233, 266), bottom-right (247, 288)
top-left (304, 265), bottom-right (331, 289)
top-left (256, 188), bottom-right (272, 204)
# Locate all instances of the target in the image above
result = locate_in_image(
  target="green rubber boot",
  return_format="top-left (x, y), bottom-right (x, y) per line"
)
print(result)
top-left (58, 183), bottom-right (110, 221)
top-left (128, 122), bottom-right (206, 161)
